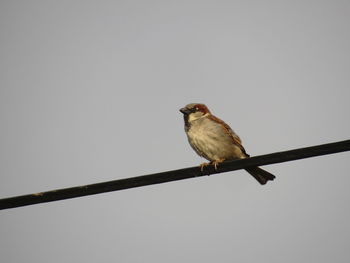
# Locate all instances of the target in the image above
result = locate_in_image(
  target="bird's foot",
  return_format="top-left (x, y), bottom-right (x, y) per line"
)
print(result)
top-left (200, 159), bottom-right (225, 171)
top-left (200, 162), bottom-right (211, 171)
top-left (211, 159), bottom-right (225, 170)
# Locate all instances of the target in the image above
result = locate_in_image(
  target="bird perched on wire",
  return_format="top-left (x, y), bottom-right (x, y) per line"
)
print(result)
top-left (179, 103), bottom-right (275, 185)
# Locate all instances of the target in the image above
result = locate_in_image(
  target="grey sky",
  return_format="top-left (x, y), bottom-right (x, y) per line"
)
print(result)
top-left (1, 1), bottom-right (350, 262)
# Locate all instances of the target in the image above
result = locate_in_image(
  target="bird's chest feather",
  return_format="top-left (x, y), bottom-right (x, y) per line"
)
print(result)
top-left (186, 118), bottom-right (244, 161)
top-left (187, 119), bottom-right (229, 159)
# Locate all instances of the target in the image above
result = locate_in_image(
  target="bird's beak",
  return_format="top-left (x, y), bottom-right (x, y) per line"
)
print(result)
top-left (180, 107), bottom-right (191, 114)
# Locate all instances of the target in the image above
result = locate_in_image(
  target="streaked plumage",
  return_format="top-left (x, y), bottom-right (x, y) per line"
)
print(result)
top-left (180, 103), bottom-right (275, 185)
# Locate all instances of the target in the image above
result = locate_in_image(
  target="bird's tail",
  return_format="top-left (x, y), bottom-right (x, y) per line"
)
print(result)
top-left (245, 167), bottom-right (276, 185)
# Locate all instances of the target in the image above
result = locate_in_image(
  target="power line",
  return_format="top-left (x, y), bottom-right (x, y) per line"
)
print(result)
top-left (0, 139), bottom-right (349, 210)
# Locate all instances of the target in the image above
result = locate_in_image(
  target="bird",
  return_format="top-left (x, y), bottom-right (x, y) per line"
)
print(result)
top-left (179, 103), bottom-right (275, 185)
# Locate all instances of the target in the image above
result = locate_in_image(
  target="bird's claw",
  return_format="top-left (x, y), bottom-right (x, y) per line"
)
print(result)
top-left (200, 162), bottom-right (211, 171)
top-left (212, 159), bottom-right (224, 170)
top-left (200, 159), bottom-right (225, 171)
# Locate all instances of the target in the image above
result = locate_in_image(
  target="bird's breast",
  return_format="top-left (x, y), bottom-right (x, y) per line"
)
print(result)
top-left (186, 118), bottom-right (244, 161)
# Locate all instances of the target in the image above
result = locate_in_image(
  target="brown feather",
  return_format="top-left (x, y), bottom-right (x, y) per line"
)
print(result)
top-left (207, 114), bottom-right (249, 157)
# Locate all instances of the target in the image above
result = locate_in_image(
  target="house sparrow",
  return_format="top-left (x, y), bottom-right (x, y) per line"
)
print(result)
top-left (180, 103), bottom-right (275, 185)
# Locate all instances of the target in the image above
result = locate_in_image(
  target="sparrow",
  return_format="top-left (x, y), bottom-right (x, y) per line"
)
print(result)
top-left (180, 103), bottom-right (275, 185)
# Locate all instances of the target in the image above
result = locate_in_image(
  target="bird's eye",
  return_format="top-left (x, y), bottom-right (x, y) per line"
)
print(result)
top-left (195, 107), bottom-right (199, 111)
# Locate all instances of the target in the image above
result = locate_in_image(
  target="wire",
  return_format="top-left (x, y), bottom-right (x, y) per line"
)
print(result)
top-left (0, 139), bottom-right (349, 210)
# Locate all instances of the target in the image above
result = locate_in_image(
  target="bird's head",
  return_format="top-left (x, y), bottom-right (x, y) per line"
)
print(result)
top-left (180, 103), bottom-right (211, 123)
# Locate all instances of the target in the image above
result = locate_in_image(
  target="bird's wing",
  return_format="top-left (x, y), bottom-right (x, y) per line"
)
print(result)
top-left (207, 114), bottom-right (250, 157)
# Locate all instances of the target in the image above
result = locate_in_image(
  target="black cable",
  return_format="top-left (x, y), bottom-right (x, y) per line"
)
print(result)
top-left (0, 139), bottom-right (349, 210)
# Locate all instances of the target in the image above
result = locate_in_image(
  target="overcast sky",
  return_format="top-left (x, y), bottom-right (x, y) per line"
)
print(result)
top-left (1, 1), bottom-right (350, 262)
